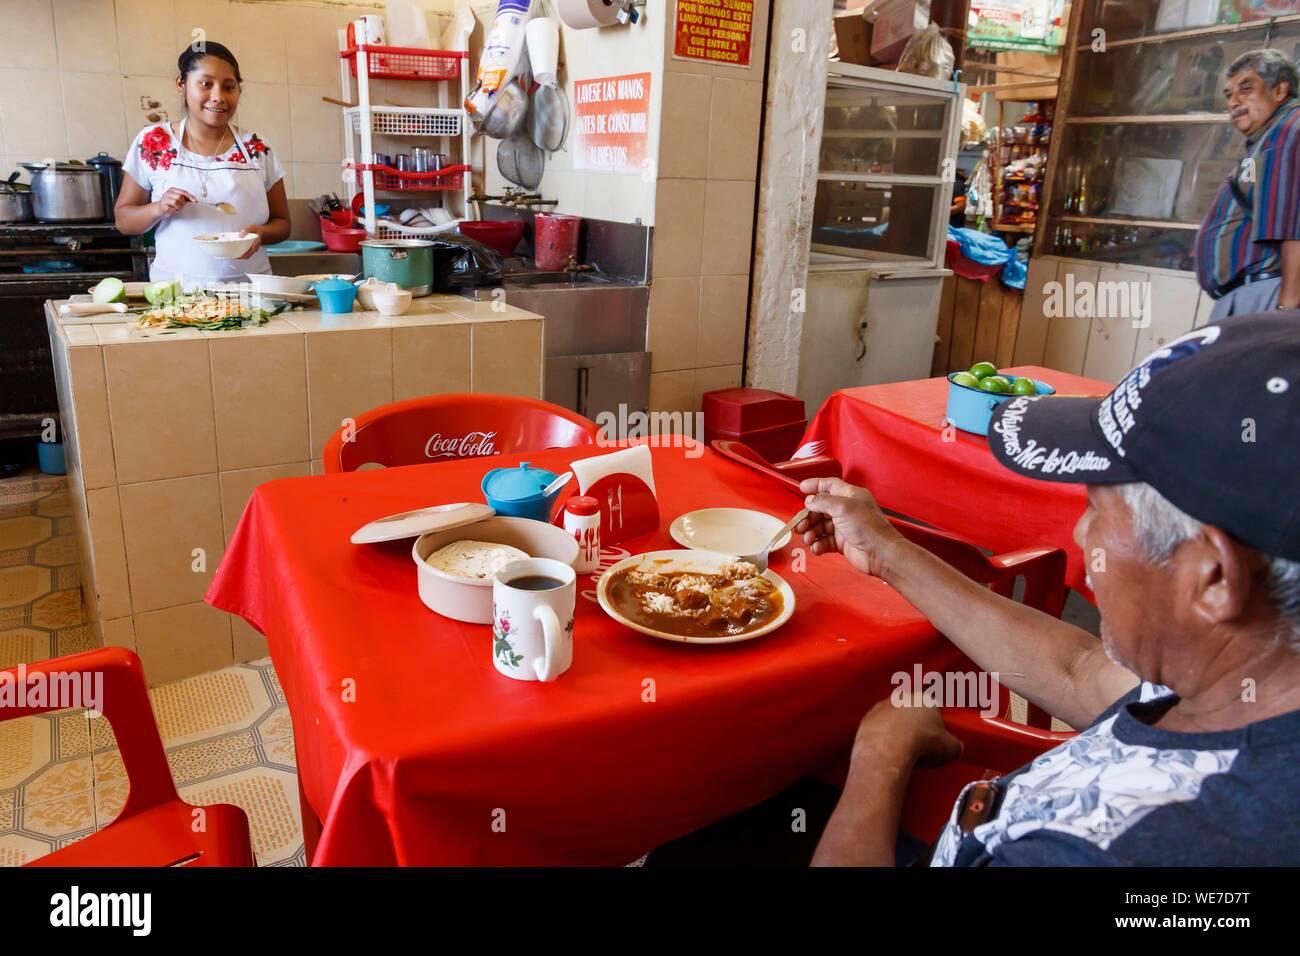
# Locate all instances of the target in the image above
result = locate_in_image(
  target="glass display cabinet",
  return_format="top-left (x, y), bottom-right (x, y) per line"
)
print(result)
top-left (1038, 0), bottom-right (1300, 270)
top-left (812, 63), bottom-right (965, 267)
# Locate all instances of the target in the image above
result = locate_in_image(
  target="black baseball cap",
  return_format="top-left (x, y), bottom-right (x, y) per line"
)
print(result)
top-left (988, 313), bottom-right (1300, 561)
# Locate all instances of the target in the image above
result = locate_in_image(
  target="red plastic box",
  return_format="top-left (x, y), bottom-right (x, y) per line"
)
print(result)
top-left (703, 388), bottom-right (807, 464)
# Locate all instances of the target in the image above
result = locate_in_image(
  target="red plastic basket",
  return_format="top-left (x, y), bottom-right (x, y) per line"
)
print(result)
top-left (341, 44), bottom-right (466, 81)
top-left (347, 163), bottom-right (469, 192)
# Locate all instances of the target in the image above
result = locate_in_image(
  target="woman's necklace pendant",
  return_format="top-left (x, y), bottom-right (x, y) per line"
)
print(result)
top-left (201, 182), bottom-right (208, 197)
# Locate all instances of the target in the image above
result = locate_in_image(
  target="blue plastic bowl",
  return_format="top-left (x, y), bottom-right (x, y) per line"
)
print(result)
top-left (945, 373), bottom-right (1056, 436)
top-left (313, 279), bottom-right (358, 315)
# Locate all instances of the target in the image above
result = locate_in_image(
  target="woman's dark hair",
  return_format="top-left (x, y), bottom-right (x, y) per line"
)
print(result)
top-left (177, 41), bottom-right (242, 84)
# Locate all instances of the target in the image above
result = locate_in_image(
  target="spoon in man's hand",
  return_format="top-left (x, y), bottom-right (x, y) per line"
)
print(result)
top-left (739, 508), bottom-right (809, 572)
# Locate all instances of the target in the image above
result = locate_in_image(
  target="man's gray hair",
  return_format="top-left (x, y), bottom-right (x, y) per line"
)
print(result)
top-left (1227, 48), bottom-right (1300, 99)
top-left (1117, 482), bottom-right (1300, 648)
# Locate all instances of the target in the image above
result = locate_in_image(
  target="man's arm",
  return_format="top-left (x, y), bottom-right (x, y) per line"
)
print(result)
top-left (812, 702), bottom-right (961, 866)
top-left (800, 479), bottom-right (1137, 730)
top-left (883, 539), bottom-right (1137, 730)
top-left (1277, 239), bottom-right (1300, 308)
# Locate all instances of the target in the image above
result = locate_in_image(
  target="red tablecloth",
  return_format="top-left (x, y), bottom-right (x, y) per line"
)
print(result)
top-left (801, 366), bottom-right (1110, 596)
top-left (207, 442), bottom-right (963, 865)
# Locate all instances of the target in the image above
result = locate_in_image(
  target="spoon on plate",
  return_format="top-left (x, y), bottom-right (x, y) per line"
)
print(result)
top-left (738, 508), bottom-right (808, 572)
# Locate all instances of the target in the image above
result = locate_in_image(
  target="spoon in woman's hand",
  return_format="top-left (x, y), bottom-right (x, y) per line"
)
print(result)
top-left (739, 508), bottom-right (809, 572)
top-left (203, 201), bottom-right (237, 215)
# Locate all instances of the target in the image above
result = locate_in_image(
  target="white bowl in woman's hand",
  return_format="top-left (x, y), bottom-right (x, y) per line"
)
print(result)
top-left (194, 232), bottom-right (258, 259)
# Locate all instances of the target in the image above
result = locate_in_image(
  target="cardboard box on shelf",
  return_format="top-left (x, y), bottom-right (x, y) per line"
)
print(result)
top-left (993, 51), bottom-right (1061, 101)
top-left (871, 1), bottom-right (931, 64)
top-left (834, 11), bottom-right (878, 66)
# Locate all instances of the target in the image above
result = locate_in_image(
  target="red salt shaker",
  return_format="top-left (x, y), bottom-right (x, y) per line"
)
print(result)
top-left (563, 495), bottom-right (601, 573)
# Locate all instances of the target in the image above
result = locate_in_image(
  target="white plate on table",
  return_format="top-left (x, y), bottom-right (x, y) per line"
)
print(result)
top-left (670, 508), bottom-right (793, 557)
top-left (596, 549), bottom-right (795, 645)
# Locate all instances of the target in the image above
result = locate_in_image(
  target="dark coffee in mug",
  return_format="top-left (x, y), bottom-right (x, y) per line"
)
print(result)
top-left (509, 575), bottom-right (565, 591)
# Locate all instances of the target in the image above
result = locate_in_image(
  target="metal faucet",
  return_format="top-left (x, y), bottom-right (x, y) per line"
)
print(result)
top-left (468, 187), bottom-right (558, 209)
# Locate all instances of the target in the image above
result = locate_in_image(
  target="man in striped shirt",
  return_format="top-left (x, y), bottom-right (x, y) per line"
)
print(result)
top-left (1195, 49), bottom-right (1300, 321)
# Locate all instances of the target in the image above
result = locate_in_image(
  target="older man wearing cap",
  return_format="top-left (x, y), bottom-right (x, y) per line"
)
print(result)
top-left (801, 313), bottom-right (1299, 866)
top-left (1196, 49), bottom-right (1300, 320)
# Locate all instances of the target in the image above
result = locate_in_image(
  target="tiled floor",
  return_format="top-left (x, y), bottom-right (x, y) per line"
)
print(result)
top-left (0, 472), bottom-right (305, 866)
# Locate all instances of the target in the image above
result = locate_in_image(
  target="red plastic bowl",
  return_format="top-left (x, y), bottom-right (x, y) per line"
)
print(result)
top-left (459, 220), bottom-right (525, 258)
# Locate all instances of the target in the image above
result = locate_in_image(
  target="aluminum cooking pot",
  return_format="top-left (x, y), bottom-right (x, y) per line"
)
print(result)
top-left (0, 173), bottom-right (34, 223)
top-left (19, 161), bottom-right (105, 222)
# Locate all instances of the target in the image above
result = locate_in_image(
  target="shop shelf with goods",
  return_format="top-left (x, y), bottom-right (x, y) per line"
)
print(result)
top-left (1037, 2), bottom-right (1300, 271)
top-left (1008, 1), bottom-right (1300, 385)
top-left (988, 99), bottom-right (1054, 235)
top-left (337, 34), bottom-right (472, 238)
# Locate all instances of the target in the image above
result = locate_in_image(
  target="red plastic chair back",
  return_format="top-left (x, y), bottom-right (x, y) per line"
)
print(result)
top-left (322, 393), bottom-right (602, 473)
top-left (2, 647), bottom-right (253, 867)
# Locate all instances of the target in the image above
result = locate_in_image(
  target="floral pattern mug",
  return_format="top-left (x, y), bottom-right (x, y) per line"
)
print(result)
top-left (491, 558), bottom-right (576, 682)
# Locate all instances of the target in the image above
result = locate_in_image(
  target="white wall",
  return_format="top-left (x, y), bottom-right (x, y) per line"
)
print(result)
top-left (447, 0), bottom-right (664, 225)
top-left (0, 0), bottom-right (393, 199)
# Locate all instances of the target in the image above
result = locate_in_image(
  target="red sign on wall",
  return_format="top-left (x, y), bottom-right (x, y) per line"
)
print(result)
top-left (673, 0), bottom-right (755, 68)
top-left (572, 73), bottom-right (653, 173)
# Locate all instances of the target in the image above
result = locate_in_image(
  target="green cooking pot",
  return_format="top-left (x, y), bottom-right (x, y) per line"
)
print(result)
top-left (360, 239), bottom-right (434, 296)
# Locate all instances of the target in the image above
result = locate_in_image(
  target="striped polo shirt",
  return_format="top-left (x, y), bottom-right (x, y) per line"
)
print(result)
top-left (1194, 99), bottom-right (1300, 294)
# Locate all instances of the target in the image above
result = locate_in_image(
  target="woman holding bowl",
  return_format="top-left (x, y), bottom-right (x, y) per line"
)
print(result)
top-left (115, 42), bottom-right (291, 286)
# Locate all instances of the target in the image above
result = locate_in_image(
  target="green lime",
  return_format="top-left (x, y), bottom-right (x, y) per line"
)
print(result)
top-left (1012, 377), bottom-right (1038, 396)
top-left (969, 361), bottom-right (998, 380)
top-left (986, 375), bottom-right (1012, 389)
top-left (951, 371), bottom-right (981, 389)
top-left (979, 376), bottom-right (1011, 394)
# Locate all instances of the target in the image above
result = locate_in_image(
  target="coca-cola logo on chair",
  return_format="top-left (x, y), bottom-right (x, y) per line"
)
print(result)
top-left (424, 431), bottom-right (498, 460)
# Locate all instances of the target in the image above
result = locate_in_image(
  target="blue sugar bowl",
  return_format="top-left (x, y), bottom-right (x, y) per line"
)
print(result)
top-left (481, 461), bottom-right (564, 522)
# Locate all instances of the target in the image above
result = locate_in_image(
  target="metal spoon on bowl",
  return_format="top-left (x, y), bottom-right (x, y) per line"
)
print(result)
top-left (738, 508), bottom-right (808, 572)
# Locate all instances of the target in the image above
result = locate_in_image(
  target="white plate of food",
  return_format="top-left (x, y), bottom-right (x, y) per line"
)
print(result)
top-left (670, 508), bottom-right (793, 557)
top-left (597, 549), bottom-right (795, 644)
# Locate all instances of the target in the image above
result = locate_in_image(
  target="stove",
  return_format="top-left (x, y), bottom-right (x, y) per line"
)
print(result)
top-left (0, 221), bottom-right (148, 441)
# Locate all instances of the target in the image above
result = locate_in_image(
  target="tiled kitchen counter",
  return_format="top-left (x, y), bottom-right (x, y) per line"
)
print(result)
top-left (46, 295), bottom-right (544, 684)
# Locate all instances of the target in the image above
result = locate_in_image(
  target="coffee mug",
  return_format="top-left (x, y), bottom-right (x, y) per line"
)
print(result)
top-left (491, 558), bottom-right (575, 682)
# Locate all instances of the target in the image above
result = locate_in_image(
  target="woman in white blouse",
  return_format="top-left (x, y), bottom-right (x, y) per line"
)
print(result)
top-left (115, 41), bottom-right (291, 286)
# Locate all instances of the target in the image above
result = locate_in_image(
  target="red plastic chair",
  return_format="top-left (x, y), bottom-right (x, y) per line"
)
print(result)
top-left (322, 393), bottom-right (602, 473)
top-left (4, 647), bottom-right (254, 867)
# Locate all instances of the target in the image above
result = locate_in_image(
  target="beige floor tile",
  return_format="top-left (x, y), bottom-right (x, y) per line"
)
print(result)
top-left (0, 515), bottom-right (52, 550)
top-left (0, 789), bottom-right (12, 830)
top-left (0, 627), bottom-right (53, 668)
top-left (166, 733), bottom-right (260, 786)
top-left (20, 756), bottom-right (93, 807)
top-left (95, 779), bottom-right (128, 827)
top-left (256, 706), bottom-right (295, 745)
top-left (19, 790), bottom-right (96, 838)
top-left (91, 749), bottom-right (124, 787)
top-left (29, 589), bottom-right (84, 630)
top-left (179, 766), bottom-right (302, 866)
top-left (0, 832), bottom-right (54, 867)
top-left (262, 735), bottom-right (296, 768)
top-left (148, 665), bottom-right (271, 748)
